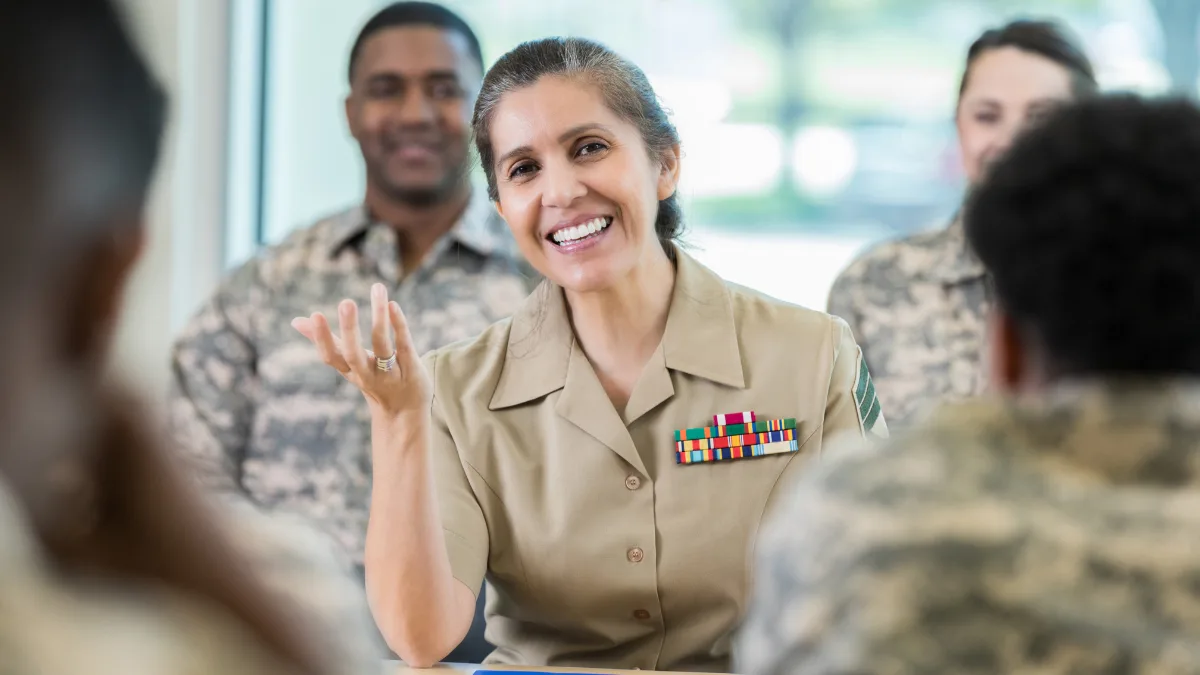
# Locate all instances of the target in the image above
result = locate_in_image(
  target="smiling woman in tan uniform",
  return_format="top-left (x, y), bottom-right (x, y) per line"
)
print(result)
top-left (294, 37), bottom-right (887, 672)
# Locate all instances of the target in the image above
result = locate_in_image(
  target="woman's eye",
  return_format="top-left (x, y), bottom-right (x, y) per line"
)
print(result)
top-left (975, 112), bottom-right (999, 124)
top-left (509, 162), bottom-right (537, 179)
top-left (577, 141), bottom-right (608, 157)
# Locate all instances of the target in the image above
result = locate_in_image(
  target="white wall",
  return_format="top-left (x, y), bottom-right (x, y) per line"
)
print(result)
top-left (111, 0), bottom-right (229, 399)
top-left (260, 0), bottom-right (379, 243)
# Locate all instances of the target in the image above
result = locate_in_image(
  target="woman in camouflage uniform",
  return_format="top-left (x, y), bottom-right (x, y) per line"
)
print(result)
top-left (826, 19), bottom-right (1097, 429)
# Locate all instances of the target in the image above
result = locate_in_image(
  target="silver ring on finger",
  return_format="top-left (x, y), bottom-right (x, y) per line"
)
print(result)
top-left (375, 351), bottom-right (397, 372)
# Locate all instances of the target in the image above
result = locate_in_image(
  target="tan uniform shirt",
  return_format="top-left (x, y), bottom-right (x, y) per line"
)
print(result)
top-left (421, 249), bottom-right (887, 672)
top-left (826, 218), bottom-right (990, 430)
top-left (738, 381), bottom-right (1200, 675)
top-left (169, 193), bottom-right (538, 563)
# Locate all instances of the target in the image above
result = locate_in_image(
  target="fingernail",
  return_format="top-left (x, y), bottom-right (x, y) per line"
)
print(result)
top-left (373, 283), bottom-right (385, 298)
top-left (339, 300), bottom-right (353, 315)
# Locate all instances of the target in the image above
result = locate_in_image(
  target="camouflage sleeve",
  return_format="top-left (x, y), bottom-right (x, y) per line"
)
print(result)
top-left (738, 458), bottom-right (879, 675)
top-left (826, 266), bottom-right (863, 341)
top-left (821, 317), bottom-right (887, 446)
top-left (168, 260), bottom-right (264, 496)
top-left (827, 263), bottom-right (885, 386)
top-left (736, 446), bottom-right (1012, 675)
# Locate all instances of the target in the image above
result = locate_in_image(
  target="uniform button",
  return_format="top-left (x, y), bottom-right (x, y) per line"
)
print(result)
top-left (625, 475), bottom-right (641, 490)
top-left (627, 547), bottom-right (644, 563)
top-left (633, 609), bottom-right (651, 620)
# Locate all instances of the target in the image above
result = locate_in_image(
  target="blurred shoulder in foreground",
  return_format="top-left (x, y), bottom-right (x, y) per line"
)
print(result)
top-left (0, 1), bottom-right (377, 673)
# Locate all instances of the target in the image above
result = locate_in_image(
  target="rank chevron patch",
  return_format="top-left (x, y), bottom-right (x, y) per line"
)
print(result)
top-left (853, 348), bottom-right (883, 437)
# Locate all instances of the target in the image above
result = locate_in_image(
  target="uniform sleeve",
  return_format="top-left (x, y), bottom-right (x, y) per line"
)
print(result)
top-left (425, 351), bottom-right (490, 598)
top-left (827, 265), bottom-right (881, 378)
top-left (826, 268), bottom-right (862, 342)
top-left (736, 448), bottom-right (1035, 675)
top-left (736, 459), bottom-right (901, 675)
top-left (168, 261), bottom-right (263, 497)
top-left (822, 317), bottom-right (888, 445)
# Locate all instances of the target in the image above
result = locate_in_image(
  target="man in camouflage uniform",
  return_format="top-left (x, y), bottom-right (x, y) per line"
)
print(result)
top-left (169, 8), bottom-right (533, 660)
top-left (737, 95), bottom-right (1200, 674)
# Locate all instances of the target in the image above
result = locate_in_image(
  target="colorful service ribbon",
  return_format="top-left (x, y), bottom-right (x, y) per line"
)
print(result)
top-left (674, 412), bottom-right (800, 465)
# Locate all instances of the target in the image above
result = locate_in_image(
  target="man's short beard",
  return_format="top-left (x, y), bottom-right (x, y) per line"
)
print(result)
top-left (376, 160), bottom-right (471, 208)
top-left (385, 186), bottom-right (446, 208)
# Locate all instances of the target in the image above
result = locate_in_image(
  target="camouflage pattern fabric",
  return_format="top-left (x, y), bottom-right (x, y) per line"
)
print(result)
top-left (827, 218), bottom-right (990, 431)
top-left (737, 380), bottom-right (1200, 675)
top-left (169, 194), bottom-right (538, 564)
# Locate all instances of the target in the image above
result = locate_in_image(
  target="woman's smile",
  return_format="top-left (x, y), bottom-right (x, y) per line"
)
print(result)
top-left (546, 215), bottom-right (614, 253)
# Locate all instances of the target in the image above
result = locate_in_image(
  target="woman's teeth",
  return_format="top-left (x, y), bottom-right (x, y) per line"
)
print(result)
top-left (552, 217), bottom-right (611, 245)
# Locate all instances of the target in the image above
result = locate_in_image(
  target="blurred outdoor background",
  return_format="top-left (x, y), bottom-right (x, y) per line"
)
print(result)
top-left (233, 0), bottom-right (1194, 310)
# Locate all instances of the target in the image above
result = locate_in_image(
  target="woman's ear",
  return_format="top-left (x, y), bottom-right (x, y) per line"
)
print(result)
top-left (657, 143), bottom-right (681, 201)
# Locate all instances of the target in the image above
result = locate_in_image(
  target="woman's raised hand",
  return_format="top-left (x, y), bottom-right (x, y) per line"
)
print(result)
top-left (291, 283), bottom-right (431, 417)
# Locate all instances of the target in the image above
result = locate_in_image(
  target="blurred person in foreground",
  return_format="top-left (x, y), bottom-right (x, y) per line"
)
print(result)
top-left (827, 19), bottom-right (1097, 430)
top-left (738, 94), bottom-right (1200, 674)
top-left (0, 1), bottom-right (376, 672)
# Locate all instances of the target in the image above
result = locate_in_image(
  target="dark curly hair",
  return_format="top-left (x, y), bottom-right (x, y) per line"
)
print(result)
top-left (472, 37), bottom-right (684, 256)
top-left (965, 94), bottom-right (1200, 377)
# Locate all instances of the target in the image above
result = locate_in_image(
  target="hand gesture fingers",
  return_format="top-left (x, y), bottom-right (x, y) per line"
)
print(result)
top-left (338, 299), bottom-right (371, 376)
top-left (370, 284), bottom-right (395, 371)
top-left (388, 297), bottom-right (418, 371)
top-left (291, 313), bottom-right (351, 374)
top-left (291, 290), bottom-right (432, 415)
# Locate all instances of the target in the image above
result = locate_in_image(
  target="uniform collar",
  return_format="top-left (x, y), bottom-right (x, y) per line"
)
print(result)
top-left (930, 215), bottom-right (987, 285)
top-left (489, 247), bottom-right (745, 410)
top-left (324, 205), bottom-right (372, 255)
top-left (326, 188), bottom-right (505, 259)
